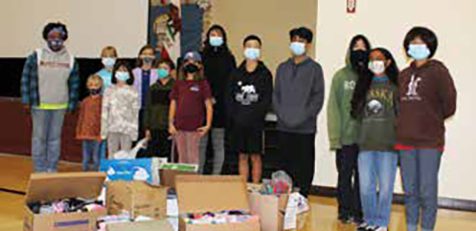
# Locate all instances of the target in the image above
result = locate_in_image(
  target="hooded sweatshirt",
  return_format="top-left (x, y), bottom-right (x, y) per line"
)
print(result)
top-left (273, 57), bottom-right (325, 134)
top-left (227, 61), bottom-right (273, 130)
top-left (202, 46), bottom-right (236, 128)
top-left (358, 77), bottom-right (398, 151)
top-left (396, 60), bottom-right (457, 148)
top-left (327, 51), bottom-right (360, 150)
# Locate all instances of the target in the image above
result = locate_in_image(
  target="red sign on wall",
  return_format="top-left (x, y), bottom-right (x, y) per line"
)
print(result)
top-left (347, 0), bottom-right (356, 13)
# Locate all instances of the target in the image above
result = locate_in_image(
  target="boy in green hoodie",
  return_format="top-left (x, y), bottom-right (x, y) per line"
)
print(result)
top-left (327, 35), bottom-right (371, 224)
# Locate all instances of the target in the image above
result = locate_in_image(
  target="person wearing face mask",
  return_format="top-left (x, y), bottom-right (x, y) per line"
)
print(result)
top-left (101, 60), bottom-right (140, 158)
top-left (143, 59), bottom-right (176, 159)
top-left (397, 27), bottom-right (457, 231)
top-left (273, 27), bottom-right (325, 197)
top-left (97, 46), bottom-right (119, 91)
top-left (351, 48), bottom-right (399, 231)
top-left (169, 52), bottom-right (213, 165)
top-left (226, 35), bottom-right (273, 183)
top-left (200, 24), bottom-right (237, 174)
top-left (133, 45), bottom-right (160, 145)
top-left (76, 75), bottom-right (104, 171)
top-left (20, 22), bottom-right (80, 172)
top-left (327, 35), bottom-right (371, 224)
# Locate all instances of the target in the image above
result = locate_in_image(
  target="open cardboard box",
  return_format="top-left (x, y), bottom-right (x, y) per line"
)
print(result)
top-left (106, 220), bottom-right (174, 231)
top-left (175, 175), bottom-right (260, 231)
top-left (249, 190), bottom-right (289, 231)
top-left (106, 181), bottom-right (167, 219)
top-left (24, 172), bottom-right (107, 231)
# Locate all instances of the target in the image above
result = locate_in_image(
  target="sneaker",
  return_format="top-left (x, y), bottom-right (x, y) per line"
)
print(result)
top-left (352, 216), bottom-right (364, 225)
top-left (374, 227), bottom-right (388, 231)
top-left (356, 223), bottom-right (370, 231)
top-left (338, 214), bottom-right (352, 224)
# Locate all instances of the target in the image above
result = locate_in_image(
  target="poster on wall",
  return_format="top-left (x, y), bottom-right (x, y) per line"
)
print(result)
top-left (148, 0), bottom-right (182, 63)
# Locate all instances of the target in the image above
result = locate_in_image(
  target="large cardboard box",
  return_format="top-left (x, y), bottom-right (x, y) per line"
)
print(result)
top-left (106, 181), bottom-right (167, 219)
top-left (23, 172), bottom-right (107, 231)
top-left (249, 192), bottom-right (289, 231)
top-left (106, 220), bottom-right (174, 231)
top-left (160, 169), bottom-right (197, 188)
top-left (175, 175), bottom-right (260, 231)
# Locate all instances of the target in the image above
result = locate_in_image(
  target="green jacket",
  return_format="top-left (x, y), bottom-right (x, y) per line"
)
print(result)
top-left (327, 64), bottom-right (360, 150)
top-left (143, 78), bottom-right (175, 130)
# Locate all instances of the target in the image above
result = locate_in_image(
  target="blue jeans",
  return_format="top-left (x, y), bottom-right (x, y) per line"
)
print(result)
top-left (82, 140), bottom-right (101, 171)
top-left (99, 140), bottom-right (107, 160)
top-left (400, 149), bottom-right (442, 231)
top-left (31, 108), bottom-right (66, 172)
top-left (358, 151), bottom-right (398, 227)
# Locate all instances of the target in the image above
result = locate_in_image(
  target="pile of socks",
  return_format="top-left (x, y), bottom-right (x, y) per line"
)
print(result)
top-left (28, 198), bottom-right (105, 214)
top-left (182, 210), bottom-right (259, 225)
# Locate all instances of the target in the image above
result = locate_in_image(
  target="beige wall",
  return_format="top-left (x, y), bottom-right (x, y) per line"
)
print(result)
top-left (211, 0), bottom-right (317, 72)
top-left (0, 0), bottom-right (148, 57)
top-left (316, 0), bottom-right (476, 200)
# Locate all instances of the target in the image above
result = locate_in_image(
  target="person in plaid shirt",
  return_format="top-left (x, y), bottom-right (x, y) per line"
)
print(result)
top-left (21, 22), bottom-right (80, 172)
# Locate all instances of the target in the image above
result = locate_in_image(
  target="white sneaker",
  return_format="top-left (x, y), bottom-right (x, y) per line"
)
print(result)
top-left (374, 227), bottom-right (388, 231)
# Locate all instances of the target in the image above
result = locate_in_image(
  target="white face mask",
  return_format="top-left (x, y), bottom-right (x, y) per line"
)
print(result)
top-left (368, 60), bottom-right (386, 75)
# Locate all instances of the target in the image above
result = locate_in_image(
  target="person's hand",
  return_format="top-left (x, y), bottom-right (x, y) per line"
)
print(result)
top-left (197, 125), bottom-right (211, 137)
top-left (145, 130), bottom-right (152, 141)
top-left (168, 124), bottom-right (178, 136)
top-left (23, 105), bottom-right (30, 114)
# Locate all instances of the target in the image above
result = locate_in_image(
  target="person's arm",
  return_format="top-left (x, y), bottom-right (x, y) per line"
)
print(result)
top-left (67, 60), bottom-right (81, 112)
top-left (225, 71), bottom-right (236, 125)
top-left (131, 90), bottom-right (140, 141)
top-left (144, 88), bottom-right (153, 140)
top-left (327, 72), bottom-right (342, 150)
top-left (308, 65), bottom-right (325, 118)
top-left (168, 100), bottom-right (177, 135)
top-left (75, 101), bottom-right (84, 139)
top-left (198, 99), bottom-right (213, 137)
top-left (438, 66), bottom-right (457, 119)
top-left (272, 65), bottom-right (282, 116)
top-left (21, 52), bottom-right (36, 109)
top-left (256, 70), bottom-right (274, 118)
top-left (100, 90), bottom-right (111, 139)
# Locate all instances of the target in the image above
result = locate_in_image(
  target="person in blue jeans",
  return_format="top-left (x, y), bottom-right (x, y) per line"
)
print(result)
top-left (396, 27), bottom-right (457, 231)
top-left (21, 22), bottom-right (80, 172)
top-left (350, 48), bottom-right (399, 231)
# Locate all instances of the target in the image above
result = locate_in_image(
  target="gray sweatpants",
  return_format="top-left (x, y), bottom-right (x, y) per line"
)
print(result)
top-left (399, 149), bottom-right (442, 231)
top-left (107, 132), bottom-right (132, 159)
top-left (199, 128), bottom-right (225, 174)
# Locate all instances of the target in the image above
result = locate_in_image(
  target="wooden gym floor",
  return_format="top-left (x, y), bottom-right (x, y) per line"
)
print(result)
top-left (0, 154), bottom-right (475, 231)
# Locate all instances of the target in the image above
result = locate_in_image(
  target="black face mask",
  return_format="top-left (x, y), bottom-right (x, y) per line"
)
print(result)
top-left (350, 50), bottom-right (369, 71)
top-left (183, 64), bottom-right (199, 74)
top-left (89, 89), bottom-right (101, 95)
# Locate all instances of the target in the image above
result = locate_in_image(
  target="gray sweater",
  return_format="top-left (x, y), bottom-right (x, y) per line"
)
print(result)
top-left (273, 57), bottom-right (325, 134)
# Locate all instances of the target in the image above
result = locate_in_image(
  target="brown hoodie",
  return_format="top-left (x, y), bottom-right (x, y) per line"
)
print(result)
top-left (396, 60), bottom-right (457, 148)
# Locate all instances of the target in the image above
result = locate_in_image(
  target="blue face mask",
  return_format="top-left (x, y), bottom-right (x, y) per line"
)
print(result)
top-left (115, 71), bottom-right (130, 82)
top-left (157, 68), bottom-right (170, 79)
top-left (102, 58), bottom-right (116, 68)
top-left (290, 42), bottom-right (306, 56)
top-left (209, 36), bottom-right (224, 47)
top-left (244, 48), bottom-right (261, 60)
top-left (408, 44), bottom-right (431, 60)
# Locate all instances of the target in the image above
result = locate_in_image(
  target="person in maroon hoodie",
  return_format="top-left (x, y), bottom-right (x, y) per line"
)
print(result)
top-left (396, 27), bottom-right (457, 231)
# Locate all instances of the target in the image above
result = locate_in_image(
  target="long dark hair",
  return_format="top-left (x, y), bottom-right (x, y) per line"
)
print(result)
top-left (111, 60), bottom-right (135, 85)
top-left (350, 48), bottom-right (399, 118)
top-left (135, 44), bottom-right (157, 67)
top-left (349, 35), bottom-right (371, 52)
top-left (202, 24), bottom-right (232, 55)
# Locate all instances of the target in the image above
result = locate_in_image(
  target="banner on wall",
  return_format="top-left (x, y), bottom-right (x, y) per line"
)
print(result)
top-left (149, 0), bottom-right (182, 63)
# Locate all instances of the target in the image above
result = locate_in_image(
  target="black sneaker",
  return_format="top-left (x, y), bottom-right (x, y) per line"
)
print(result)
top-left (356, 223), bottom-right (369, 231)
top-left (338, 215), bottom-right (353, 224)
top-left (352, 216), bottom-right (364, 225)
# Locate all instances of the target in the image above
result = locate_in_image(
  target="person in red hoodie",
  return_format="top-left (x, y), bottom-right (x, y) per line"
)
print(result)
top-left (396, 27), bottom-right (457, 231)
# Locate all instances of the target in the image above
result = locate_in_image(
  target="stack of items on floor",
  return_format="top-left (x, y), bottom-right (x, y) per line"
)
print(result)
top-left (24, 163), bottom-right (309, 231)
top-left (248, 171), bottom-right (310, 231)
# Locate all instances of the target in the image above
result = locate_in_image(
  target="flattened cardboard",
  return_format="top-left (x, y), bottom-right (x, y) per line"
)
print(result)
top-left (24, 172), bottom-right (107, 231)
top-left (106, 181), bottom-right (167, 219)
top-left (106, 220), bottom-right (174, 231)
top-left (26, 172), bottom-right (106, 203)
top-left (179, 218), bottom-right (260, 231)
top-left (160, 169), bottom-right (197, 188)
top-left (175, 175), bottom-right (249, 214)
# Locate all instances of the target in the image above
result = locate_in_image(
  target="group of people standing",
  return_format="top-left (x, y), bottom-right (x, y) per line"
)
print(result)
top-left (21, 21), bottom-right (456, 231)
top-left (328, 28), bottom-right (456, 231)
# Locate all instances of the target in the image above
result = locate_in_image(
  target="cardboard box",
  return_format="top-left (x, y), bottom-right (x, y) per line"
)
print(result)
top-left (106, 220), bottom-right (174, 231)
top-left (160, 169), bottom-right (197, 189)
top-left (249, 192), bottom-right (289, 231)
top-left (106, 181), bottom-right (167, 219)
top-left (24, 172), bottom-right (107, 231)
top-left (175, 175), bottom-right (260, 231)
